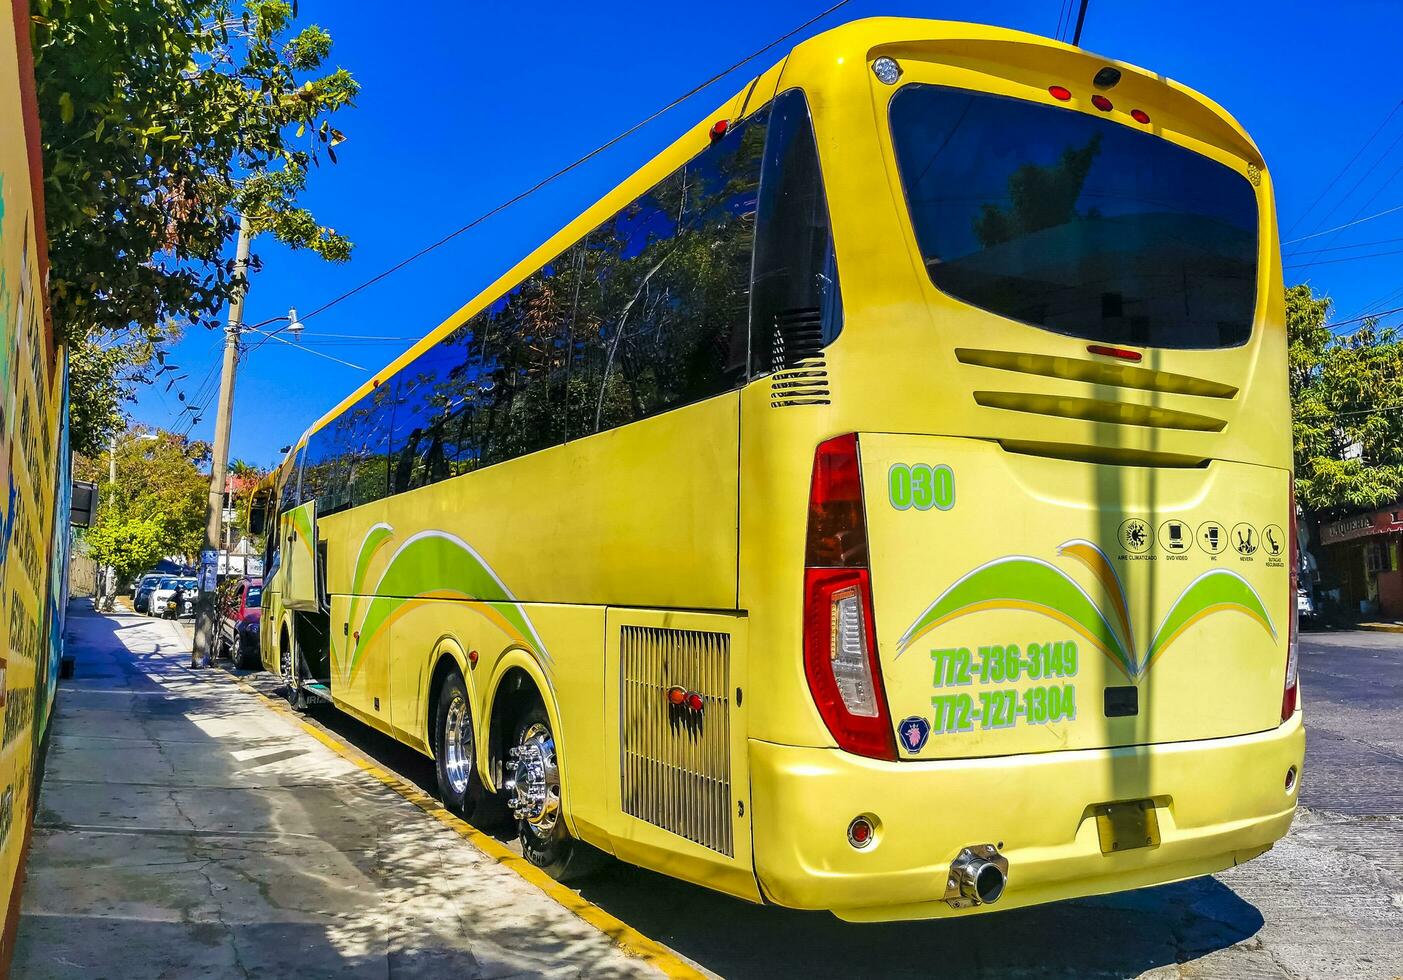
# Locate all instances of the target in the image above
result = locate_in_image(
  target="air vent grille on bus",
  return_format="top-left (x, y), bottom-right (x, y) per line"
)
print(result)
top-left (768, 308), bottom-right (830, 408)
top-left (620, 625), bottom-right (733, 856)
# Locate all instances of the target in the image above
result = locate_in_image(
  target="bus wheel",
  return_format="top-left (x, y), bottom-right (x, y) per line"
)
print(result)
top-left (281, 636), bottom-right (305, 710)
top-left (508, 703), bottom-right (603, 880)
top-left (434, 671), bottom-right (491, 820)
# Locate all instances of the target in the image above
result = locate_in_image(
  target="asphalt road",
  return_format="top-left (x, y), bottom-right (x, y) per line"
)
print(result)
top-left (245, 629), bottom-right (1403, 980)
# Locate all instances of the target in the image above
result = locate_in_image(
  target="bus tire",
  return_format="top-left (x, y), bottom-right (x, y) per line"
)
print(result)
top-left (433, 671), bottom-right (493, 821)
top-left (281, 629), bottom-right (306, 711)
top-left (236, 635), bottom-right (260, 671)
top-left (509, 702), bottom-right (604, 881)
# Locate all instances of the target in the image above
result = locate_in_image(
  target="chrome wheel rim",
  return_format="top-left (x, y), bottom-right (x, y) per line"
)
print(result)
top-left (442, 695), bottom-right (472, 796)
top-left (510, 722), bottom-right (560, 838)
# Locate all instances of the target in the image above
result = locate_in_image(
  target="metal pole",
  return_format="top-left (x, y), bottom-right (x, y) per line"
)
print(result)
top-left (107, 434), bottom-right (117, 508)
top-left (193, 214), bottom-right (252, 667)
top-left (1072, 0), bottom-right (1091, 47)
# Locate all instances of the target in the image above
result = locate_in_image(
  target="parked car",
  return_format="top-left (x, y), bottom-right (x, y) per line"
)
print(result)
top-left (132, 573), bottom-right (163, 613)
top-left (151, 576), bottom-right (197, 619)
top-left (1297, 586), bottom-right (1317, 625)
top-left (218, 577), bottom-right (262, 669)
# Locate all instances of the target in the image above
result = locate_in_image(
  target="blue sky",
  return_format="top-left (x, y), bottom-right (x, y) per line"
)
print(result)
top-left (132, 0), bottom-right (1403, 465)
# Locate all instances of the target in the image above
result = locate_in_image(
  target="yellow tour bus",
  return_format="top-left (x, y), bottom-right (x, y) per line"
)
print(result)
top-left (250, 18), bottom-right (1303, 920)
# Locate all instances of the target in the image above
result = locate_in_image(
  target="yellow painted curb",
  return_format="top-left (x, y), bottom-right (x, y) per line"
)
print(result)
top-left (212, 667), bottom-right (706, 979)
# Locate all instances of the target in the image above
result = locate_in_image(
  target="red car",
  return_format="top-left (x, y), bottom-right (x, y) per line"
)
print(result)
top-left (218, 576), bottom-right (262, 669)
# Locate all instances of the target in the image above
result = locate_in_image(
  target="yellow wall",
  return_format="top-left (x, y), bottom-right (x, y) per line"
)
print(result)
top-left (0, 4), bottom-right (67, 965)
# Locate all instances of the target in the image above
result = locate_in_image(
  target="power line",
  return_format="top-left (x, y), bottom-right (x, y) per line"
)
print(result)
top-left (1322, 305), bottom-right (1403, 331)
top-left (1281, 203), bottom-right (1403, 246)
top-left (1284, 246), bottom-right (1403, 269)
top-left (1289, 235), bottom-right (1403, 256)
top-left (1054, 0), bottom-right (1073, 42)
top-left (1291, 126), bottom-right (1403, 250)
top-left (289, 0), bottom-right (855, 330)
top-left (1285, 99), bottom-right (1403, 238)
top-left (244, 327), bottom-right (366, 370)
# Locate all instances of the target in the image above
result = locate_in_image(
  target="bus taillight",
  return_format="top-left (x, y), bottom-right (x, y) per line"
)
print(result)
top-left (1283, 481), bottom-right (1301, 721)
top-left (803, 435), bottom-right (896, 760)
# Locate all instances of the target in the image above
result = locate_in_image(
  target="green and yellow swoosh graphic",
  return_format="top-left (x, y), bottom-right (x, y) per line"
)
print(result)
top-left (897, 539), bottom-right (1276, 680)
top-left (343, 528), bottom-right (550, 684)
top-left (897, 555), bottom-right (1135, 678)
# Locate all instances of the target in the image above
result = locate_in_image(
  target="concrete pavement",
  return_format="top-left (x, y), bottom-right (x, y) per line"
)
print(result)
top-left (12, 602), bottom-right (668, 979)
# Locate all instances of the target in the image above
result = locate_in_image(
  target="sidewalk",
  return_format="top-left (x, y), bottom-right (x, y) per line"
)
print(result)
top-left (13, 602), bottom-right (664, 979)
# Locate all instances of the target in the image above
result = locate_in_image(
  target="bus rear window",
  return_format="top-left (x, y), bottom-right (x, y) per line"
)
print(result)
top-left (889, 84), bottom-right (1258, 349)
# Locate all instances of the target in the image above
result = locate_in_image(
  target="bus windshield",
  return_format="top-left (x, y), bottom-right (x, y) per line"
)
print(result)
top-left (889, 84), bottom-right (1259, 349)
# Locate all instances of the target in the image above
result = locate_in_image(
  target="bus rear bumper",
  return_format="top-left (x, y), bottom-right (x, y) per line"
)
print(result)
top-left (749, 711), bottom-right (1304, 921)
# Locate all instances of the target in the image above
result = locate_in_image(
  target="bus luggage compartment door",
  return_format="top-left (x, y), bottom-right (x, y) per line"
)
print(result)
top-left (857, 434), bottom-right (1290, 760)
top-left (601, 607), bottom-right (760, 902)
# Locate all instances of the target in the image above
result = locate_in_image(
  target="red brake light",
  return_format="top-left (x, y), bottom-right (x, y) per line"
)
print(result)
top-left (1048, 85), bottom-right (1072, 101)
top-left (806, 434), bottom-right (868, 567)
top-left (667, 686), bottom-right (686, 706)
top-left (1283, 481), bottom-right (1300, 721)
top-left (1086, 344), bottom-right (1143, 362)
top-left (1131, 108), bottom-right (1151, 124)
top-left (1091, 94), bottom-right (1113, 112)
top-left (803, 435), bottom-right (895, 761)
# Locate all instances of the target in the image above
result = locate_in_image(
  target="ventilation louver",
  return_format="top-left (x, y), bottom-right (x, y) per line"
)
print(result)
top-left (768, 308), bottom-right (831, 408)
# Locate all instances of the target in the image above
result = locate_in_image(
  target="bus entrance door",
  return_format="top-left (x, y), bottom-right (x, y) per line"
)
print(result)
top-left (282, 499), bottom-right (320, 612)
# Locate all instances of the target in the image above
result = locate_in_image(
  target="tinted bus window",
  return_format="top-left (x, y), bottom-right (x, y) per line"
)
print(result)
top-left (570, 106), bottom-right (769, 436)
top-left (889, 84), bottom-right (1258, 349)
top-left (751, 89), bottom-right (841, 374)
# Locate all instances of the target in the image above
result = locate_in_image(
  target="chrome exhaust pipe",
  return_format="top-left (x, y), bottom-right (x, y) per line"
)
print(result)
top-left (943, 844), bottom-right (1009, 908)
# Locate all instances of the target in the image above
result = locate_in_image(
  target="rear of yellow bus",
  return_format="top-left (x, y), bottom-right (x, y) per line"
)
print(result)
top-left (742, 20), bottom-right (1302, 920)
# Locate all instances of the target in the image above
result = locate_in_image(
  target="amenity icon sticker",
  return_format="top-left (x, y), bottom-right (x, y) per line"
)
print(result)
top-left (1158, 520), bottom-right (1191, 554)
top-left (1118, 518), bottom-right (1152, 554)
top-left (1198, 521), bottom-right (1226, 555)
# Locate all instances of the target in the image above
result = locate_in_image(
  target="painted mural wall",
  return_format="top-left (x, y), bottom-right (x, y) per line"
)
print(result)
top-left (0, 1), bottom-right (67, 965)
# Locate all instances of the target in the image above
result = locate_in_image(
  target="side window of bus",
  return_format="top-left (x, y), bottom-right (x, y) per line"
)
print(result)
top-left (306, 386), bottom-right (396, 513)
top-left (389, 324), bottom-right (486, 494)
top-left (750, 88), bottom-right (841, 376)
top-left (568, 106), bottom-right (769, 437)
top-left (279, 449), bottom-right (304, 512)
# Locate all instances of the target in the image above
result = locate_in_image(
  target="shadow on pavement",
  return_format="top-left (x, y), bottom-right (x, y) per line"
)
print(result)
top-left (266, 662), bottom-right (1265, 980)
top-left (17, 602), bottom-right (652, 979)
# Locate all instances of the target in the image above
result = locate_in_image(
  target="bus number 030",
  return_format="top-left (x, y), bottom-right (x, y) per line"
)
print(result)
top-left (889, 463), bottom-right (955, 512)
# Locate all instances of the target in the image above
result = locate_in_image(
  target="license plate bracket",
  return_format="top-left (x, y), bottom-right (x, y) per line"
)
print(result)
top-left (1094, 799), bottom-right (1160, 854)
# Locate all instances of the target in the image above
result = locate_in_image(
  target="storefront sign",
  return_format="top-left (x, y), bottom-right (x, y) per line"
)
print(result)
top-left (1320, 507), bottom-right (1403, 546)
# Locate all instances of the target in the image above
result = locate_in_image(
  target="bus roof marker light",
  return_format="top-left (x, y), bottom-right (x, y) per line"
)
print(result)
top-left (1091, 94), bottom-right (1114, 112)
top-left (1131, 109), bottom-right (1151, 124)
top-left (709, 120), bottom-right (728, 143)
top-left (1049, 85), bottom-right (1072, 101)
top-left (1087, 344), bottom-right (1142, 362)
top-left (872, 57), bottom-right (902, 85)
top-left (1094, 66), bottom-right (1122, 89)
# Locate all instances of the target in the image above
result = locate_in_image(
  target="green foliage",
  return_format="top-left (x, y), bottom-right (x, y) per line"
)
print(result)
top-left (85, 513), bottom-right (168, 580)
top-left (974, 135), bottom-right (1102, 247)
top-left (31, 0), bottom-right (358, 455)
top-left (1289, 283), bottom-right (1403, 513)
top-left (74, 428), bottom-right (213, 561)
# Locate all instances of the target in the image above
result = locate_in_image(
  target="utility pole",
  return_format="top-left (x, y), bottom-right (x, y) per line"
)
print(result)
top-left (108, 434), bottom-right (118, 508)
top-left (193, 214), bottom-right (252, 668)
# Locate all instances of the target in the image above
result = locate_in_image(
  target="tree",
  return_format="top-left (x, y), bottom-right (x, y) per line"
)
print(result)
top-left (30, 0), bottom-right (358, 456)
top-left (73, 428), bottom-right (213, 561)
top-left (85, 513), bottom-right (168, 581)
top-left (1288, 283), bottom-right (1403, 513)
